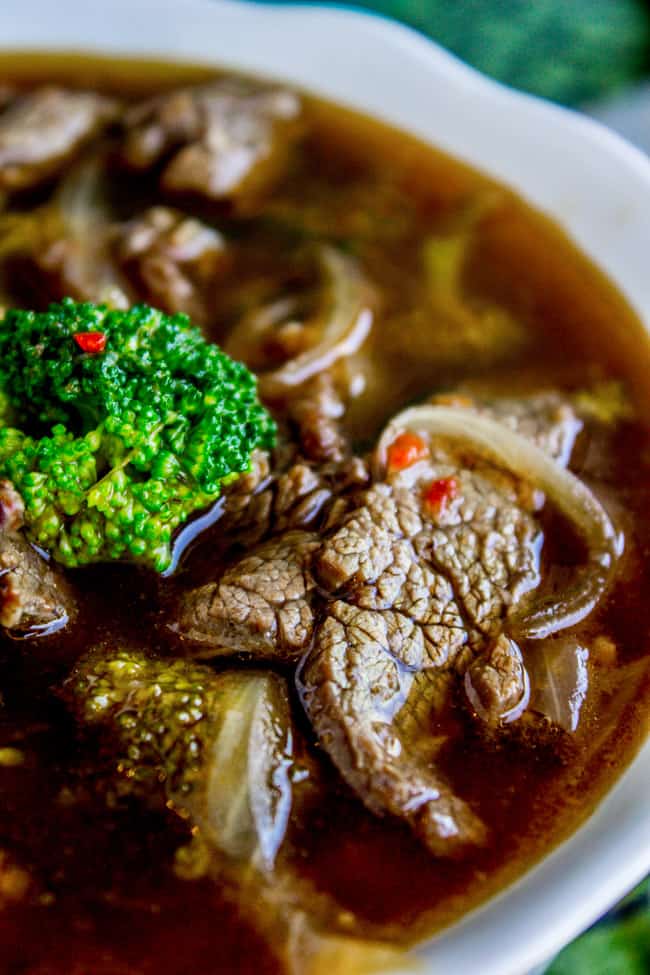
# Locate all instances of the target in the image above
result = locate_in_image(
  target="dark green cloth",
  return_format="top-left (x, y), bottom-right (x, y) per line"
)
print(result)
top-left (548, 882), bottom-right (650, 975)
top-left (256, 0), bottom-right (650, 105)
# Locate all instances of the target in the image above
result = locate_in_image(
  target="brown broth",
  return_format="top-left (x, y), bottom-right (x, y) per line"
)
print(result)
top-left (0, 52), bottom-right (649, 975)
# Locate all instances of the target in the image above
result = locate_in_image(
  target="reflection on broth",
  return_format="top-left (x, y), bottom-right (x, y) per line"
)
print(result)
top-left (0, 52), bottom-right (649, 975)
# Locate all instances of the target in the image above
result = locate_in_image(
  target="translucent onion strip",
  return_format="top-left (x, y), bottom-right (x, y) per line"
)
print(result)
top-left (198, 671), bottom-right (293, 872)
top-left (237, 246), bottom-right (375, 398)
top-left (376, 405), bottom-right (622, 638)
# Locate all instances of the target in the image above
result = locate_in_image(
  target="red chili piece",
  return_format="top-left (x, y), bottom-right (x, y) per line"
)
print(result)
top-left (74, 331), bottom-right (107, 354)
top-left (387, 432), bottom-right (429, 472)
top-left (423, 476), bottom-right (459, 516)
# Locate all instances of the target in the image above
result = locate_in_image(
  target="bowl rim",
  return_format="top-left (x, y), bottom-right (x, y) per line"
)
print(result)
top-left (1, 2), bottom-right (649, 973)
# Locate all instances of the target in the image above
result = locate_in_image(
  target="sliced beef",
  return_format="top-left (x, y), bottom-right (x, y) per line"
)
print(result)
top-left (115, 206), bottom-right (227, 323)
top-left (286, 373), bottom-right (348, 464)
top-left (176, 393), bottom-right (581, 855)
top-left (312, 484), bottom-right (472, 663)
top-left (178, 530), bottom-right (319, 659)
top-left (35, 231), bottom-right (129, 308)
top-left (0, 481), bottom-right (75, 636)
top-left (177, 450), bottom-right (369, 655)
top-left (121, 81), bottom-right (301, 207)
top-left (301, 473), bottom-right (535, 855)
top-left (301, 396), bottom-right (579, 855)
top-left (220, 456), bottom-right (329, 549)
top-left (464, 634), bottom-right (530, 725)
top-left (223, 461), bottom-right (332, 547)
top-left (215, 369), bottom-right (355, 547)
top-left (0, 87), bottom-right (117, 191)
top-left (220, 448), bottom-right (368, 548)
top-left (301, 599), bottom-right (486, 855)
top-left (314, 465), bottom-right (541, 646)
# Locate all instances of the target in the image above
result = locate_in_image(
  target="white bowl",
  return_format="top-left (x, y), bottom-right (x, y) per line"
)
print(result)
top-left (1, 2), bottom-right (649, 973)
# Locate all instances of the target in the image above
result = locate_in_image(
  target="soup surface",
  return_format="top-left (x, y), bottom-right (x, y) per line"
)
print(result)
top-left (0, 54), bottom-right (649, 975)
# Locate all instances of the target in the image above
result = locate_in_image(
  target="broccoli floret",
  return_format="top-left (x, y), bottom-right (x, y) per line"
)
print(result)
top-left (65, 647), bottom-right (221, 798)
top-left (0, 299), bottom-right (276, 571)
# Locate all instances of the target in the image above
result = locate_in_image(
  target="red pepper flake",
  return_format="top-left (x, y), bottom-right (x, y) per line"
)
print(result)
top-left (74, 331), bottom-right (107, 354)
top-left (423, 476), bottom-right (459, 516)
top-left (387, 432), bottom-right (429, 472)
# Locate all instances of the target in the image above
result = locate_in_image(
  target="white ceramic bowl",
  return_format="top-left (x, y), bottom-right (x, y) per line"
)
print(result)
top-left (1, 2), bottom-right (649, 973)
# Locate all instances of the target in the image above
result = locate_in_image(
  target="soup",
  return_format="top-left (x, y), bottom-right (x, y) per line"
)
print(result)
top-left (0, 54), bottom-right (649, 975)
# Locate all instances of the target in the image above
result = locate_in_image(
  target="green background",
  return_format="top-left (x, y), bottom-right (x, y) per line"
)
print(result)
top-left (320, 0), bottom-right (650, 106)
top-left (256, 0), bottom-right (650, 105)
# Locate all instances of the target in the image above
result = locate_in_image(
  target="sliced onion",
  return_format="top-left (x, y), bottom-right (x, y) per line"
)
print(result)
top-left (376, 404), bottom-right (622, 638)
top-left (261, 246), bottom-right (374, 396)
top-left (55, 154), bottom-right (130, 308)
top-left (527, 637), bottom-right (589, 732)
top-left (191, 671), bottom-right (293, 872)
top-left (0, 155), bottom-right (129, 308)
top-left (57, 153), bottom-right (103, 237)
top-left (227, 246), bottom-right (375, 399)
top-left (0, 155), bottom-right (106, 261)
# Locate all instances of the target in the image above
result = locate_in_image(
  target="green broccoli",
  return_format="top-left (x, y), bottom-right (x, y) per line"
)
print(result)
top-left (65, 647), bottom-right (222, 799)
top-left (0, 299), bottom-right (276, 571)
